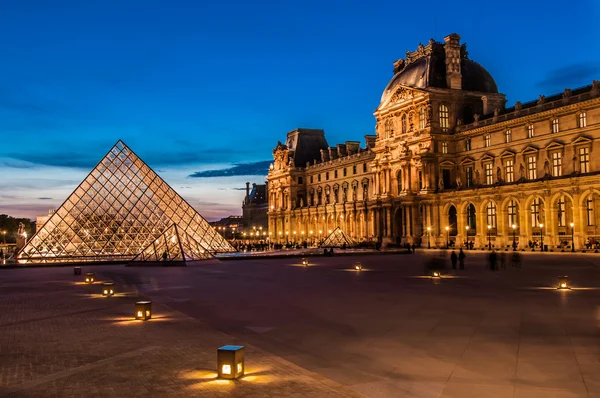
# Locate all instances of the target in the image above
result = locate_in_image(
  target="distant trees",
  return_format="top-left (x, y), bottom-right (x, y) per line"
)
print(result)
top-left (0, 215), bottom-right (34, 243)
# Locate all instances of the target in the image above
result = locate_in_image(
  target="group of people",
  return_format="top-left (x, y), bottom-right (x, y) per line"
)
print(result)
top-left (447, 248), bottom-right (522, 270)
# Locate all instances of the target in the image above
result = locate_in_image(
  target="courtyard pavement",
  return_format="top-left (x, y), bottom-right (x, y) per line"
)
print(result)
top-left (1, 251), bottom-right (600, 397)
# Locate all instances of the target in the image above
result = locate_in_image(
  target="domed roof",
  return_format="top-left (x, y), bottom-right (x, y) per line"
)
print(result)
top-left (381, 41), bottom-right (498, 103)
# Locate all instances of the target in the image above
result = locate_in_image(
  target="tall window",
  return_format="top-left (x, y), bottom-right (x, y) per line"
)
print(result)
top-left (465, 138), bottom-right (471, 151)
top-left (587, 198), bottom-right (594, 226)
top-left (486, 202), bottom-right (497, 228)
top-left (318, 174), bottom-right (321, 182)
top-left (505, 129), bottom-right (512, 143)
top-left (326, 172), bottom-right (330, 180)
top-left (343, 168), bottom-right (347, 177)
top-left (467, 204), bottom-right (476, 230)
top-left (552, 152), bottom-right (562, 176)
top-left (353, 165), bottom-right (357, 174)
top-left (557, 196), bottom-right (566, 227)
top-left (505, 159), bottom-right (514, 183)
top-left (484, 134), bottom-right (491, 148)
top-left (439, 104), bottom-right (449, 131)
top-left (384, 119), bottom-right (392, 138)
top-left (552, 118), bottom-right (559, 133)
top-left (531, 198), bottom-right (541, 227)
top-left (363, 163), bottom-right (367, 172)
top-left (508, 200), bottom-right (518, 227)
top-left (578, 112), bottom-right (587, 128)
top-left (527, 156), bottom-right (537, 180)
top-left (579, 147), bottom-right (590, 173)
top-left (527, 124), bottom-right (534, 138)
top-left (442, 142), bottom-right (448, 154)
top-left (310, 176), bottom-right (314, 183)
top-left (401, 114), bottom-right (407, 134)
top-left (485, 163), bottom-right (493, 185)
top-left (418, 171), bottom-right (423, 189)
top-left (334, 170), bottom-right (338, 178)
top-left (466, 167), bottom-right (473, 187)
top-left (419, 107), bottom-right (426, 129)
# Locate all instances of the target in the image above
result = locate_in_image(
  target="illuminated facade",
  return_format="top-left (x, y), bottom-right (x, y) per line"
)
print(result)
top-left (267, 33), bottom-right (600, 250)
top-left (18, 141), bottom-right (235, 263)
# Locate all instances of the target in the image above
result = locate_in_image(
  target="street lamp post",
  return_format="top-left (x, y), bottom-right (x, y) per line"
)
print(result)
top-left (445, 226), bottom-right (449, 249)
top-left (427, 226), bottom-right (431, 249)
top-left (2, 230), bottom-right (5, 245)
top-left (465, 225), bottom-right (470, 249)
top-left (512, 224), bottom-right (517, 251)
top-left (487, 225), bottom-right (492, 250)
top-left (570, 222), bottom-right (575, 252)
top-left (539, 223), bottom-right (544, 252)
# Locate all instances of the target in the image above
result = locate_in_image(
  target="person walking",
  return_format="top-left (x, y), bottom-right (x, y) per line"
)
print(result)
top-left (511, 251), bottom-right (521, 269)
top-left (458, 248), bottom-right (466, 270)
top-left (488, 250), bottom-right (497, 271)
top-left (450, 250), bottom-right (457, 270)
top-left (499, 250), bottom-right (506, 270)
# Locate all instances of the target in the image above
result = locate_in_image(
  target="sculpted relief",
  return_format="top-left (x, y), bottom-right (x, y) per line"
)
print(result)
top-left (390, 87), bottom-right (414, 103)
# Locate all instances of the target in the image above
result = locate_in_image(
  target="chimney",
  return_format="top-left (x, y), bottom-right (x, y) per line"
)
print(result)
top-left (245, 182), bottom-right (250, 204)
top-left (444, 33), bottom-right (462, 90)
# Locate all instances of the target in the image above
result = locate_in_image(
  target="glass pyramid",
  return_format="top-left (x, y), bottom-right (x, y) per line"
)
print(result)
top-left (18, 140), bottom-right (235, 263)
top-left (320, 227), bottom-right (358, 248)
top-left (133, 224), bottom-right (213, 263)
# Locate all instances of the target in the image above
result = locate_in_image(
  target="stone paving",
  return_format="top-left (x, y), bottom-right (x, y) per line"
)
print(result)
top-left (1, 251), bottom-right (600, 397)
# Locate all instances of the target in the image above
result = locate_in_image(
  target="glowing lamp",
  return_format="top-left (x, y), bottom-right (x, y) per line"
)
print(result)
top-left (558, 276), bottom-right (570, 290)
top-left (432, 270), bottom-right (441, 278)
top-left (135, 301), bottom-right (152, 321)
top-left (354, 262), bottom-right (362, 271)
top-left (302, 258), bottom-right (308, 266)
top-left (102, 282), bottom-right (114, 297)
top-left (74, 267), bottom-right (82, 276)
top-left (84, 273), bottom-right (95, 284)
top-left (217, 345), bottom-right (245, 379)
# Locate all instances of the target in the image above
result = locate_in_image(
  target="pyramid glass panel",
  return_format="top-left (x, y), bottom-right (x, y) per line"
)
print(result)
top-left (133, 224), bottom-right (213, 263)
top-left (18, 140), bottom-right (235, 264)
top-left (320, 227), bottom-right (358, 248)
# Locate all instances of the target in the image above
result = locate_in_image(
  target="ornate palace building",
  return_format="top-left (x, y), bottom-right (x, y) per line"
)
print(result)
top-left (267, 33), bottom-right (600, 250)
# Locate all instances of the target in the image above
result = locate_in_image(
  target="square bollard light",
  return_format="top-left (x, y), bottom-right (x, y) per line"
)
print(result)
top-left (84, 272), bottom-right (95, 284)
top-left (302, 258), bottom-right (308, 266)
top-left (135, 301), bottom-right (152, 320)
top-left (102, 282), bottom-right (114, 297)
top-left (217, 345), bottom-right (245, 379)
top-left (432, 270), bottom-right (441, 278)
top-left (558, 276), bottom-right (570, 290)
top-left (74, 267), bottom-right (82, 275)
top-left (354, 262), bottom-right (362, 271)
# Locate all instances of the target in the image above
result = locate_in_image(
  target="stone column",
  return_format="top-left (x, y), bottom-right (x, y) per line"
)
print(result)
top-left (573, 192), bottom-right (582, 250)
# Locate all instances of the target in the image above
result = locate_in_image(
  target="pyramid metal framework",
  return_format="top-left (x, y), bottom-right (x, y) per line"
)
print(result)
top-left (133, 224), bottom-right (213, 263)
top-left (18, 140), bottom-right (235, 263)
top-left (320, 227), bottom-right (358, 248)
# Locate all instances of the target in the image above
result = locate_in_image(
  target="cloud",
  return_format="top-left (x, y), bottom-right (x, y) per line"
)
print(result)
top-left (536, 63), bottom-right (599, 92)
top-left (231, 187), bottom-right (247, 190)
top-left (189, 160), bottom-right (271, 178)
top-left (7, 152), bottom-right (99, 169)
top-left (37, 197), bottom-right (53, 200)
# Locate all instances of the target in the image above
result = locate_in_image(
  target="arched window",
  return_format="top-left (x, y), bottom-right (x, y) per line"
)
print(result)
top-left (507, 200), bottom-right (518, 226)
top-left (384, 119), bottom-right (392, 138)
top-left (439, 104), bottom-right (449, 131)
top-left (419, 107), bottom-right (426, 129)
top-left (467, 204), bottom-right (476, 231)
top-left (531, 198), bottom-right (542, 227)
top-left (557, 196), bottom-right (565, 226)
top-left (401, 114), bottom-right (407, 134)
top-left (486, 202), bottom-right (497, 228)
top-left (578, 112), bottom-right (587, 128)
top-left (396, 171), bottom-right (402, 193)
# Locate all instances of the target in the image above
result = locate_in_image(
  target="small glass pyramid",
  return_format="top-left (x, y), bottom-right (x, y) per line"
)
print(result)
top-left (320, 227), bottom-right (358, 248)
top-left (18, 140), bottom-right (235, 263)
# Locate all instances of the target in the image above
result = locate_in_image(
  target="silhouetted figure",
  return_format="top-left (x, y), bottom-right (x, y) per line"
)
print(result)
top-left (162, 251), bottom-right (168, 262)
top-left (511, 251), bottom-right (521, 269)
top-left (411, 243), bottom-right (416, 254)
top-left (458, 248), bottom-right (466, 269)
top-left (450, 250), bottom-right (457, 269)
top-left (488, 250), bottom-right (497, 271)
top-left (499, 251), bottom-right (506, 270)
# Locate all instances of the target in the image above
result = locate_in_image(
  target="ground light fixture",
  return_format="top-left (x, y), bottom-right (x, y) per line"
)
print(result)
top-left (558, 276), bottom-right (570, 290)
top-left (302, 258), bottom-right (308, 266)
top-left (135, 301), bottom-right (152, 320)
top-left (431, 270), bottom-right (441, 278)
top-left (74, 267), bottom-right (82, 276)
top-left (217, 345), bottom-right (245, 379)
top-left (84, 273), bottom-right (95, 284)
top-left (354, 262), bottom-right (362, 271)
top-left (102, 282), bottom-right (114, 297)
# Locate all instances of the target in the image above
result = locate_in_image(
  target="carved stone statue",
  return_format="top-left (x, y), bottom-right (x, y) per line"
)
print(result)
top-left (438, 177), bottom-right (444, 190)
top-left (474, 170), bottom-right (480, 185)
top-left (544, 159), bottom-right (550, 176)
top-left (455, 175), bottom-right (462, 189)
top-left (299, 197), bottom-right (304, 207)
top-left (496, 166), bottom-right (502, 183)
top-left (519, 163), bottom-right (526, 179)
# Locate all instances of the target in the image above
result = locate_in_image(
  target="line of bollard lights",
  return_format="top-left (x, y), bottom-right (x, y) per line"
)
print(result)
top-left (73, 266), bottom-right (245, 380)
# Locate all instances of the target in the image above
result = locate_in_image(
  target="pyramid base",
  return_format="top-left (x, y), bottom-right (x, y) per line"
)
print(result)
top-left (127, 260), bottom-right (188, 267)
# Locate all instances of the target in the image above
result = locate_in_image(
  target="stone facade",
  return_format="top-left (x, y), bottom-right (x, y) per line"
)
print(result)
top-left (267, 33), bottom-right (600, 250)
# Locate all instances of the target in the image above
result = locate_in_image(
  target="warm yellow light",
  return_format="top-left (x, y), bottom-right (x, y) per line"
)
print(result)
top-left (328, 230), bottom-right (332, 233)
top-left (465, 226), bottom-right (470, 230)
top-left (285, 231), bottom-right (289, 235)
top-left (427, 226), bottom-right (431, 231)
top-left (487, 225), bottom-right (491, 229)
top-left (146, 310), bottom-right (151, 317)
top-left (539, 223), bottom-right (544, 228)
top-left (222, 365), bottom-right (231, 375)
top-left (237, 362), bottom-right (243, 374)
top-left (560, 283), bottom-right (567, 288)
top-left (570, 222), bottom-right (575, 228)
top-left (445, 226), bottom-right (449, 231)
top-left (278, 231), bottom-right (282, 235)
top-left (309, 230), bottom-right (313, 234)
top-left (293, 231), bottom-right (297, 235)
top-left (103, 289), bottom-right (108, 295)
top-left (432, 271), bottom-right (440, 278)
top-left (137, 311), bottom-right (143, 318)
top-left (354, 262), bottom-right (362, 271)
top-left (301, 231), bottom-right (305, 235)
top-left (512, 224), bottom-right (516, 229)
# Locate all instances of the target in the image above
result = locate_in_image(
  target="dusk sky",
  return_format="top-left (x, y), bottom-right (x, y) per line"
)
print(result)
top-left (1, 0), bottom-right (599, 221)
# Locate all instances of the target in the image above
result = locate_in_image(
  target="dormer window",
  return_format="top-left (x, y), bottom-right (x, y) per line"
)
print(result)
top-left (419, 107), bottom-right (426, 129)
top-left (442, 142), bottom-right (448, 154)
top-left (465, 138), bottom-right (471, 151)
top-left (439, 104), bottom-right (449, 132)
top-left (578, 112), bottom-right (587, 128)
top-left (401, 114), bottom-right (407, 134)
top-left (484, 134), bottom-right (491, 148)
top-left (384, 119), bottom-right (392, 138)
top-left (552, 118), bottom-right (559, 133)
top-left (505, 130), bottom-right (512, 143)
top-left (527, 124), bottom-right (534, 139)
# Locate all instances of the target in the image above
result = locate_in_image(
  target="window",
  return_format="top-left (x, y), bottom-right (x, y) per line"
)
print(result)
top-left (418, 171), bottom-right (423, 189)
top-left (326, 172), bottom-right (330, 180)
top-left (505, 129), bottom-right (512, 143)
top-left (527, 124), bottom-right (534, 138)
top-left (578, 112), bottom-right (587, 128)
top-left (419, 107), bottom-right (426, 129)
top-left (505, 159), bottom-right (514, 183)
top-left (442, 142), bottom-right (448, 154)
top-left (318, 174), bottom-right (321, 182)
top-left (439, 104), bottom-right (449, 131)
top-left (551, 152), bottom-right (562, 177)
top-left (334, 170), bottom-right (338, 178)
top-left (531, 198), bottom-right (541, 227)
top-left (384, 119), bottom-right (392, 138)
top-left (466, 167), bottom-right (473, 187)
top-left (465, 138), bottom-right (471, 151)
top-left (587, 198), bottom-right (594, 226)
top-left (363, 163), bottom-right (367, 172)
top-left (310, 176), bottom-right (313, 183)
top-left (484, 134), bottom-right (491, 148)
top-left (467, 204), bottom-right (476, 230)
top-left (552, 118), bottom-right (559, 133)
top-left (527, 156), bottom-right (537, 180)
top-left (579, 147), bottom-right (590, 173)
top-left (557, 196), bottom-right (566, 227)
top-left (486, 202), bottom-right (497, 228)
top-left (401, 114), bottom-right (407, 134)
top-left (508, 200), bottom-right (518, 227)
top-left (298, 177), bottom-right (303, 184)
top-left (343, 168), bottom-right (347, 177)
top-left (353, 165), bottom-right (357, 174)
top-left (485, 163), bottom-right (493, 185)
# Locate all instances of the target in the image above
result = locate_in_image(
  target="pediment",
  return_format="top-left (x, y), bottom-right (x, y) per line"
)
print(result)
top-left (500, 149), bottom-right (517, 158)
top-left (572, 135), bottom-right (593, 146)
top-left (521, 145), bottom-right (539, 154)
top-left (459, 156), bottom-right (476, 165)
top-left (545, 140), bottom-right (565, 151)
top-left (439, 160), bottom-right (456, 167)
top-left (479, 152), bottom-right (495, 162)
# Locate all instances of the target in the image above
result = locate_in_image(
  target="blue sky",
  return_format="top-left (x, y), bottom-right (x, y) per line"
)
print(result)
top-left (1, 0), bottom-right (599, 220)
